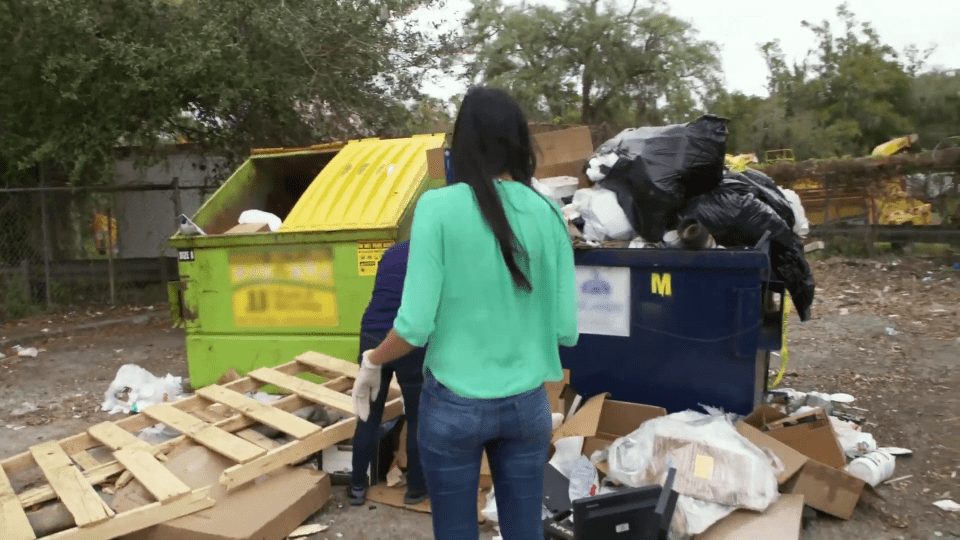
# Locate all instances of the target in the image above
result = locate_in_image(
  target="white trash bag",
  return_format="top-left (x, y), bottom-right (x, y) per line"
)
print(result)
top-left (102, 364), bottom-right (185, 415)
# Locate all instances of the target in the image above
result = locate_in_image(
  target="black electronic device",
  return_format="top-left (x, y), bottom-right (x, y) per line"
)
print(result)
top-left (571, 467), bottom-right (678, 540)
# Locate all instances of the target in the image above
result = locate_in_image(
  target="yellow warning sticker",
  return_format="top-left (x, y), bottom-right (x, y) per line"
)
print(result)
top-left (694, 455), bottom-right (715, 480)
top-left (229, 248), bottom-right (338, 328)
top-left (357, 241), bottom-right (394, 276)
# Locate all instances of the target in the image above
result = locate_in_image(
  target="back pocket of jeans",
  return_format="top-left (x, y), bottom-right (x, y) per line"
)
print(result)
top-left (418, 395), bottom-right (482, 456)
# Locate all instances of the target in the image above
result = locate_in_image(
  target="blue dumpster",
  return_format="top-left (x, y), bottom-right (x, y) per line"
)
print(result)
top-left (560, 248), bottom-right (784, 416)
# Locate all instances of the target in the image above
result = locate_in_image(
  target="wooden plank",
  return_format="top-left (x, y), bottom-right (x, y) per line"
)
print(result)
top-left (69, 451), bottom-right (101, 472)
top-left (16, 376), bottom-right (351, 509)
top-left (0, 464), bottom-right (35, 540)
top-left (196, 385), bottom-right (320, 439)
top-left (295, 352), bottom-right (360, 379)
top-left (87, 422), bottom-right (152, 452)
top-left (235, 429), bottom-right (284, 450)
top-left (247, 368), bottom-right (354, 415)
top-left (113, 448), bottom-right (191, 503)
top-left (221, 396), bottom-right (405, 489)
top-left (221, 418), bottom-right (357, 489)
top-left (30, 442), bottom-right (114, 527)
top-left (297, 351), bottom-right (401, 394)
top-left (142, 405), bottom-right (265, 464)
top-left (46, 488), bottom-right (215, 540)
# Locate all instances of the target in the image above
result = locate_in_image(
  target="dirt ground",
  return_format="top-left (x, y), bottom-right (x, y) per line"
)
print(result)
top-left (0, 255), bottom-right (957, 539)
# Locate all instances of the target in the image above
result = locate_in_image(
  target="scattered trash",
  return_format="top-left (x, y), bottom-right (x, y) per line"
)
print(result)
top-left (883, 474), bottom-right (913, 485)
top-left (878, 447), bottom-right (913, 456)
top-left (830, 393), bottom-right (855, 404)
top-left (845, 450), bottom-right (896, 487)
top-left (11, 402), bottom-right (39, 417)
top-left (386, 464), bottom-right (406, 488)
top-left (102, 364), bottom-right (185, 414)
top-left (933, 500), bottom-right (960, 512)
top-left (13, 345), bottom-right (38, 358)
top-left (804, 240), bottom-right (826, 253)
top-left (923, 276), bottom-right (933, 282)
top-left (288, 524), bottom-right (329, 537)
top-left (605, 410), bottom-right (780, 535)
top-left (178, 214), bottom-right (206, 236)
top-left (567, 457), bottom-right (600, 502)
top-left (780, 187), bottom-right (810, 238)
top-left (239, 209), bottom-right (282, 232)
top-left (885, 327), bottom-right (898, 336)
top-left (481, 489), bottom-right (499, 523)
top-left (830, 416), bottom-right (877, 457)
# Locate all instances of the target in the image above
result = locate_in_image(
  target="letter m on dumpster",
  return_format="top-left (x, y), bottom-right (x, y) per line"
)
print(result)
top-left (651, 273), bottom-right (672, 297)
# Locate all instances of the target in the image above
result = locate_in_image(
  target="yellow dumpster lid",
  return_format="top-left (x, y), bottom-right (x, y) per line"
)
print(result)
top-left (279, 134), bottom-right (445, 232)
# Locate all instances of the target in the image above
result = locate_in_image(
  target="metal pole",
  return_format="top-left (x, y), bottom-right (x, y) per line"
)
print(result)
top-left (107, 207), bottom-right (116, 306)
top-left (39, 163), bottom-right (53, 308)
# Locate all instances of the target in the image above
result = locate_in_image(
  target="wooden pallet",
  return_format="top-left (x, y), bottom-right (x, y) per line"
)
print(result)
top-left (0, 352), bottom-right (401, 540)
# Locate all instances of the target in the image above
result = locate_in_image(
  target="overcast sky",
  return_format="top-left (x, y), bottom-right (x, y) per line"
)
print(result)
top-left (417, 0), bottom-right (960, 101)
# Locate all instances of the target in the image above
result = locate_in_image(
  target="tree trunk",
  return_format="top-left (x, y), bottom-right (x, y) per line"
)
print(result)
top-left (581, 73), bottom-right (594, 125)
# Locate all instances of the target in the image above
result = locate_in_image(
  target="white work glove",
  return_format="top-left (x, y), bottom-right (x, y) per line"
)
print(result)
top-left (352, 350), bottom-right (382, 422)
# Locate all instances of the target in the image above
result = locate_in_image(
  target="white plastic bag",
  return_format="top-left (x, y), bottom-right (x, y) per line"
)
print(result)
top-left (102, 364), bottom-right (185, 414)
top-left (481, 488), bottom-right (499, 523)
top-left (605, 411), bottom-right (781, 536)
top-left (572, 188), bottom-right (635, 243)
top-left (568, 457), bottom-right (600, 502)
top-left (778, 188), bottom-right (809, 238)
top-left (830, 416), bottom-right (877, 458)
top-left (238, 210), bottom-right (282, 232)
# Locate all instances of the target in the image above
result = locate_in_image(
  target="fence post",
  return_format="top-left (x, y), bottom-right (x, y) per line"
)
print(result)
top-left (107, 207), bottom-right (116, 306)
top-left (20, 259), bottom-right (31, 302)
top-left (39, 163), bottom-right (53, 308)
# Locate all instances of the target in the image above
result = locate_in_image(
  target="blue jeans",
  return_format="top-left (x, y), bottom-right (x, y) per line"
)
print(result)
top-left (351, 332), bottom-right (427, 494)
top-left (418, 373), bottom-right (552, 540)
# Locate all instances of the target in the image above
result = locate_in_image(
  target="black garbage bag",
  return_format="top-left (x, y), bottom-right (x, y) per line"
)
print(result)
top-left (734, 169), bottom-right (796, 230)
top-left (770, 240), bottom-right (815, 322)
top-left (678, 183), bottom-right (794, 248)
top-left (591, 115), bottom-right (729, 241)
top-left (679, 183), bottom-right (815, 321)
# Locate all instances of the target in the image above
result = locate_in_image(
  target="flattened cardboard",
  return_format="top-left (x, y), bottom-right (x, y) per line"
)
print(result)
top-left (764, 409), bottom-right (846, 469)
top-left (545, 370), bottom-right (571, 414)
top-left (782, 460), bottom-right (865, 520)
top-left (366, 483), bottom-right (488, 523)
top-left (696, 494), bottom-right (804, 540)
top-left (426, 126), bottom-right (593, 184)
top-left (742, 406), bottom-right (788, 430)
top-left (117, 443), bottom-right (330, 540)
top-left (736, 423), bottom-right (808, 485)
top-left (223, 222), bottom-right (270, 234)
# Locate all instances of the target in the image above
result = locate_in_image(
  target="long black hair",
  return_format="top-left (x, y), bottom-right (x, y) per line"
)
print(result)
top-left (451, 87), bottom-right (537, 291)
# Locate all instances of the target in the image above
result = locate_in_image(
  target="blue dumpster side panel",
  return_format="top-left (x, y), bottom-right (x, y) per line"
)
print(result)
top-left (560, 248), bottom-right (774, 416)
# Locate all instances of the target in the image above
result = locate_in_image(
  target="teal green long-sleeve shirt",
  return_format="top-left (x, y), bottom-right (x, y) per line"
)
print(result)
top-left (393, 181), bottom-right (579, 399)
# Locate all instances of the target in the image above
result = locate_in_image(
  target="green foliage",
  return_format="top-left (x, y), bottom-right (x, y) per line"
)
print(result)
top-left (463, 0), bottom-right (721, 127)
top-left (0, 276), bottom-right (35, 321)
top-left (0, 0), bottom-right (452, 185)
top-left (714, 3), bottom-right (952, 160)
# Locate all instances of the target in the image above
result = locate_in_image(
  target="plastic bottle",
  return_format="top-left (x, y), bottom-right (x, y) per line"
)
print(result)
top-left (846, 451), bottom-right (895, 486)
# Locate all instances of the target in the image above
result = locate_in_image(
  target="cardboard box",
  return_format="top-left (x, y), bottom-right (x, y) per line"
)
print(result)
top-left (742, 405), bottom-right (788, 430)
top-left (118, 444), bottom-right (330, 540)
top-left (365, 483), bottom-right (488, 523)
top-left (581, 400), bottom-right (667, 458)
top-left (696, 494), bottom-right (804, 540)
top-left (735, 423), bottom-right (807, 485)
top-left (223, 222), bottom-right (270, 234)
top-left (782, 460), bottom-right (865, 520)
top-left (738, 408), bottom-right (865, 520)
top-left (763, 409), bottom-right (846, 469)
top-left (426, 126), bottom-right (594, 186)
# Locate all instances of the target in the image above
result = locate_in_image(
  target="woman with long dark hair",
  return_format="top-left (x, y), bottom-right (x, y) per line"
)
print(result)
top-left (352, 87), bottom-right (578, 539)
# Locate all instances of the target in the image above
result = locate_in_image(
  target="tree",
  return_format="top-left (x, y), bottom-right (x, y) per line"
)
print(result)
top-left (0, 0), bottom-right (453, 185)
top-left (462, 0), bottom-right (721, 127)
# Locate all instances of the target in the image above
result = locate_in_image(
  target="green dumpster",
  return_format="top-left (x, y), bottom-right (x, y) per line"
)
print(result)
top-left (168, 135), bottom-right (446, 388)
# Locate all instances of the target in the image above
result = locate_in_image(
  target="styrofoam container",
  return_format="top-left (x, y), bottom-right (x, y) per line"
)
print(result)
top-left (540, 176), bottom-right (580, 199)
top-left (846, 450), bottom-right (895, 486)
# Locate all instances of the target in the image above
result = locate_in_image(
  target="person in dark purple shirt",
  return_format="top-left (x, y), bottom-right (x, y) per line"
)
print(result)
top-left (349, 241), bottom-right (427, 506)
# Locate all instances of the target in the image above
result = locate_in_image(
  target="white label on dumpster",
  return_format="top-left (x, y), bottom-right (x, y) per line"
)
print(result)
top-left (575, 266), bottom-right (630, 337)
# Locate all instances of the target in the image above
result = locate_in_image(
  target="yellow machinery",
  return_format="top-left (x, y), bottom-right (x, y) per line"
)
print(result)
top-left (871, 134), bottom-right (919, 157)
